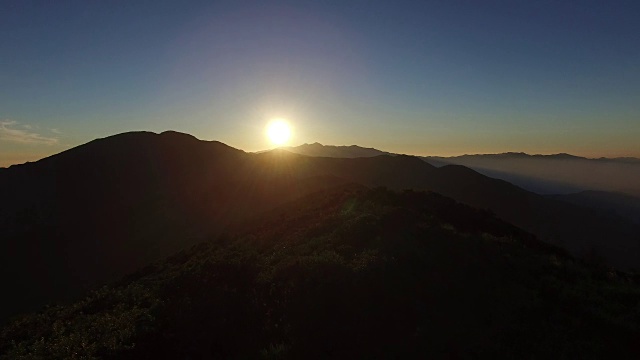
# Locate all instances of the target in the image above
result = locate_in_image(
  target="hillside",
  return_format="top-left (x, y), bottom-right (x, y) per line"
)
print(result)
top-left (423, 153), bottom-right (640, 196)
top-left (1, 131), bottom-right (639, 323)
top-left (2, 187), bottom-right (639, 359)
top-left (253, 151), bottom-right (640, 271)
top-left (0, 131), bottom-right (350, 321)
top-left (273, 143), bottom-right (640, 213)
top-left (548, 191), bottom-right (640, 225)
top-left (268, 144), bottom-right (640, 197)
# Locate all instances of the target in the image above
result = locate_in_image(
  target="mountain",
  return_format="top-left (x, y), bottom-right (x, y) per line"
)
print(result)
top-left (422, 152), bottom-right (640, 196)
top-left (279, 145), bottom-right (640, 198)
top-left (271, 152), bottom-right (640, 270)
top-left (279, 145), bottom-right (640, 228)
top-left (2, 187), bottom-right (639, 359)
top-left (2, 131), bottom-right (640, 322)
top-left (0, 131), bottom-right (350, 322)
top-left (284, 142), bottom-right (392, 158)
top-left (548, 191), bottom-right (640, 225)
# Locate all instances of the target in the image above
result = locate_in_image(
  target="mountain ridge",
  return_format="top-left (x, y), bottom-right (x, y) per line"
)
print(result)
top-left (3, 186), bottom-right (639, 359)
top-left (1, 131), bottom-right (639, 322)
top-left (283, 142), bottom-right (393, 158)
top-left (285, 142), bottom-right (640, 162)
top-left (278, 142), bottom-right (640, 197)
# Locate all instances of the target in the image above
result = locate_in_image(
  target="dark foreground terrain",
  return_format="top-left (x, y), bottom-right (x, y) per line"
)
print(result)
top-left (2, 131), bottom-right (639, 324)
top-left (3, 187), bottom-right (639, 359)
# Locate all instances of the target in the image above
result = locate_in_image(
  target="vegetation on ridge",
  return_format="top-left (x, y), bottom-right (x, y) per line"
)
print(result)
top-left (2, 187), bottom-right (640, 359)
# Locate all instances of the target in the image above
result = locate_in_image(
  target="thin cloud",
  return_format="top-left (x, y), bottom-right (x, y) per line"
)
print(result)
top-left (0, 120), bottom-right (59, 145)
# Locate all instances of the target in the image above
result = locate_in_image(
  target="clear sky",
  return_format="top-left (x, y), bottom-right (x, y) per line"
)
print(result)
top-left (1, 0), bottom-right (639, 167)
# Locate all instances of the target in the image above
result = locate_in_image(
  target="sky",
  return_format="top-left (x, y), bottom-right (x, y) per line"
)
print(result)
top-left (1, 0), bottom-right (640, 167)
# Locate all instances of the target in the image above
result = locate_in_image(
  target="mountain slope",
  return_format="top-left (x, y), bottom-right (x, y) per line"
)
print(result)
top-left (548, 191), bottom-right (640, 225)
top-left (2, 187), bottom-right (639, 359)
top-left (423, 152), bottom-right (640, 196)
top-left (0, 131), bottom-right (350, 321)
top-left (253, 150), bottom-right (640, 270)
top-left (279, 143), bottom-right (640, 198)
top-left (1, 131), bottom-right (639, 322)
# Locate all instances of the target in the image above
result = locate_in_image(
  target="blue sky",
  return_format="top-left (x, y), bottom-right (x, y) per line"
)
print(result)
top-left (1, 0), bottom-right (639, 166)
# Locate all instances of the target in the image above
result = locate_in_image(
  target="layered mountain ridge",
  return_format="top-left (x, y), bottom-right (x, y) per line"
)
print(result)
top-left (1, 131), bottom-right (639, 323)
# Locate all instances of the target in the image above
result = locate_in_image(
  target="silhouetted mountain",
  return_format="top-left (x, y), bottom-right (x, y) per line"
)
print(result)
top-left (284, 142), bottom-right (392, 158)
top-left (548, 191), bottom-right (640, 225)
top-left (278, 145), bottom-right (640, 198)
top-left (422, 152), bottom-right (640, 196)
top-left (2, 188), bottom-right (639, 359)
top-left (254, 151), bottom-right (640, 270)
top-left (279, 145), bottom-right (640, 224)
top-left (2, 131), bottom-right (640, 323)
top-left (0, 131), bottom-right (350, 322)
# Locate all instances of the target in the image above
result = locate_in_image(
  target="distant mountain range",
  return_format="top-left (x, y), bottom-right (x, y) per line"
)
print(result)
top-left (285, 143), bottom-right (640, 196)
top-left (1, 132), bottom-right (640, 323)
top-left (285, 143), bottom-right (640, 224)
top-left (423, 152), bottom-right (640, 197)
top-left (283, 142), bottom-right (392, 158)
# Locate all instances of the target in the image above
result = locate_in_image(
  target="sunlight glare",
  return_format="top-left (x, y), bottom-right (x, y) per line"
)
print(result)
top-left (266, 119), bottom-right (292, 146)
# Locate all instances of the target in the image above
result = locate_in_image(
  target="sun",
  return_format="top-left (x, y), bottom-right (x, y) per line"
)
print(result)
top-left (266, 119), bottom-right (292, 146)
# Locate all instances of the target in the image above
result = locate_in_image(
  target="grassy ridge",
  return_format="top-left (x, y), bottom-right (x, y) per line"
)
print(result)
top-left (2, 187), bottom-right (640, 359)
